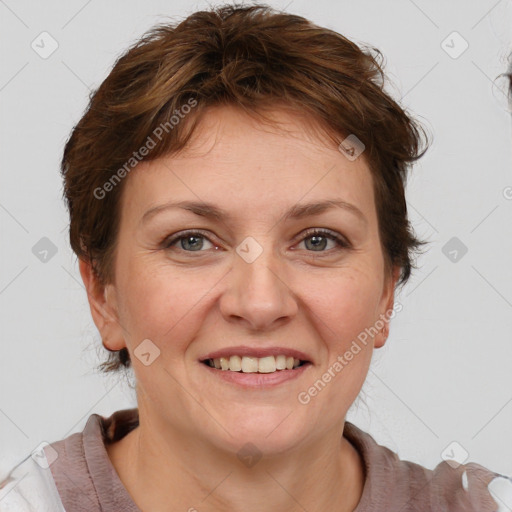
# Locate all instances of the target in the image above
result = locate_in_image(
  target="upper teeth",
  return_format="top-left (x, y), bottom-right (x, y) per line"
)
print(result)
top-left (207, 355), bottom-right (302, 373)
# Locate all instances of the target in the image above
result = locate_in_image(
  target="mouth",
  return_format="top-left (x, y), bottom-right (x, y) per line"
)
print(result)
top-left (200, 355), bottom-right (311, 374)
top-left (198, 346), bottom-right (313, 388)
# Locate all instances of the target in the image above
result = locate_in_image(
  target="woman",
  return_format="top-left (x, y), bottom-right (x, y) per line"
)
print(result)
top-left (1, 4), bottom-right (511, 511)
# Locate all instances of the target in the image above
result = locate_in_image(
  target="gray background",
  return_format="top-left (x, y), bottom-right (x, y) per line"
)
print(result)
top-left (1, 0), bottom-right (511, 477)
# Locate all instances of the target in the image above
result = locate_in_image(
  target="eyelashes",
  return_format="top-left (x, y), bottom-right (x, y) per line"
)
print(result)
top-left (161, 228), bottom-right (351, 256)
top-left (293, 228), bottom-right (350, 253)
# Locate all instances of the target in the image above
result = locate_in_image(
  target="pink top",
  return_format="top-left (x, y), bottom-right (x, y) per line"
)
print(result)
top-left (1, 408), bottom-right (510, 511)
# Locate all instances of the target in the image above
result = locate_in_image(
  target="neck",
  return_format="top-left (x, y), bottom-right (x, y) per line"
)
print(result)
top-left (107, 414), bottom-right (365, 512)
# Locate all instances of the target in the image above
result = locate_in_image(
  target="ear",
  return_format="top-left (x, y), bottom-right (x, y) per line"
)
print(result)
top-left (78, 258), bottom-right (126, 351)
top-left (374, 266), bottom-right (401, 349)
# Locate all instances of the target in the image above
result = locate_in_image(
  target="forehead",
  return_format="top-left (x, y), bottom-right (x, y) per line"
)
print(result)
top-left (122, 105), bottom-right (376, 223)
top-left (171, 104), bottom-right (358, 165)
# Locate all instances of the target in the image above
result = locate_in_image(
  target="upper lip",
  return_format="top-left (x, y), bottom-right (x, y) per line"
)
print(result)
top-left (200, 345), bottom-right (312, 362)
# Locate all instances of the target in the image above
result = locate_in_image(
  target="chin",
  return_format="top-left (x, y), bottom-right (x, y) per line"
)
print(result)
top-left (208, 409), bottom-right (309, 456)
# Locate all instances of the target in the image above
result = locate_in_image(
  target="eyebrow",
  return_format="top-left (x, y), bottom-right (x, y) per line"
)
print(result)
top-left (140, 198), bottom-right (367, 226)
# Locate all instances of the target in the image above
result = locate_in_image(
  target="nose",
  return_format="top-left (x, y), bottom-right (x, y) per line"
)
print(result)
top-left (219, 241), bottom-right (298, 331)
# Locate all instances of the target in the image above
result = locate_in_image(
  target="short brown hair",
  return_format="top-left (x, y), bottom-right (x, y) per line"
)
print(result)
top-left (61, 3), bottom-right (430, 374)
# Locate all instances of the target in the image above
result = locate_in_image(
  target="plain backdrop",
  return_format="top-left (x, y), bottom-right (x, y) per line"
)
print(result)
top-left (1, 0), bottom-right (511, 478)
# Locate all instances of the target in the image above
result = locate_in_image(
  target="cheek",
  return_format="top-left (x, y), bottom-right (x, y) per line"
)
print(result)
top-left (294, 273), bottom-right (378, 424)
top-left (304, 270), bottom-right (382, 349)
top-left (116, 262), bottom-right (202, 350)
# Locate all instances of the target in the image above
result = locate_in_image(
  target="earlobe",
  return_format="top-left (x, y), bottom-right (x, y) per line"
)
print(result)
top-left (374, 324), bottom-right (389, 349)
top-left (374, 266), bottom-right (400, 349)
top-left (78, 258), bottom-right (126, 352)
top-left (78, 258), bottom-right (110, 323)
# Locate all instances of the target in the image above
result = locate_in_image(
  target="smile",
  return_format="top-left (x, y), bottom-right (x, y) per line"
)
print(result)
top-left (202, 355), bottom-right (308, 373)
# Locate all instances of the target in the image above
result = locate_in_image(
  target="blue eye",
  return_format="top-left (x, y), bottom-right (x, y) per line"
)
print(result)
top-left (299, 228), bottom-right (350, 252)
top-left (162, 230), bottom-right (215, 252)
top-left (162, 228), bottom-right (350, 254)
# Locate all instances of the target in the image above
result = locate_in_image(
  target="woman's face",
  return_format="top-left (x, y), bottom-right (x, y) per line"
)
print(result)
top-left (86, 105), bottom-right (399, 454)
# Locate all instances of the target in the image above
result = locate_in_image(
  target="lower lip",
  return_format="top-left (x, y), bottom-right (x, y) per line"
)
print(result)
top-left (200, 362), bottom-right (312, 388)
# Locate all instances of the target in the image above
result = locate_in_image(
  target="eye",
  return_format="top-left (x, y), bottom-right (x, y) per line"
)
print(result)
top-left (161, 228), bottom-right (350, 254)
top-left (296, 228), bottom-right (350, 254)
top-left (162, 230), bottom-right (217, 252)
